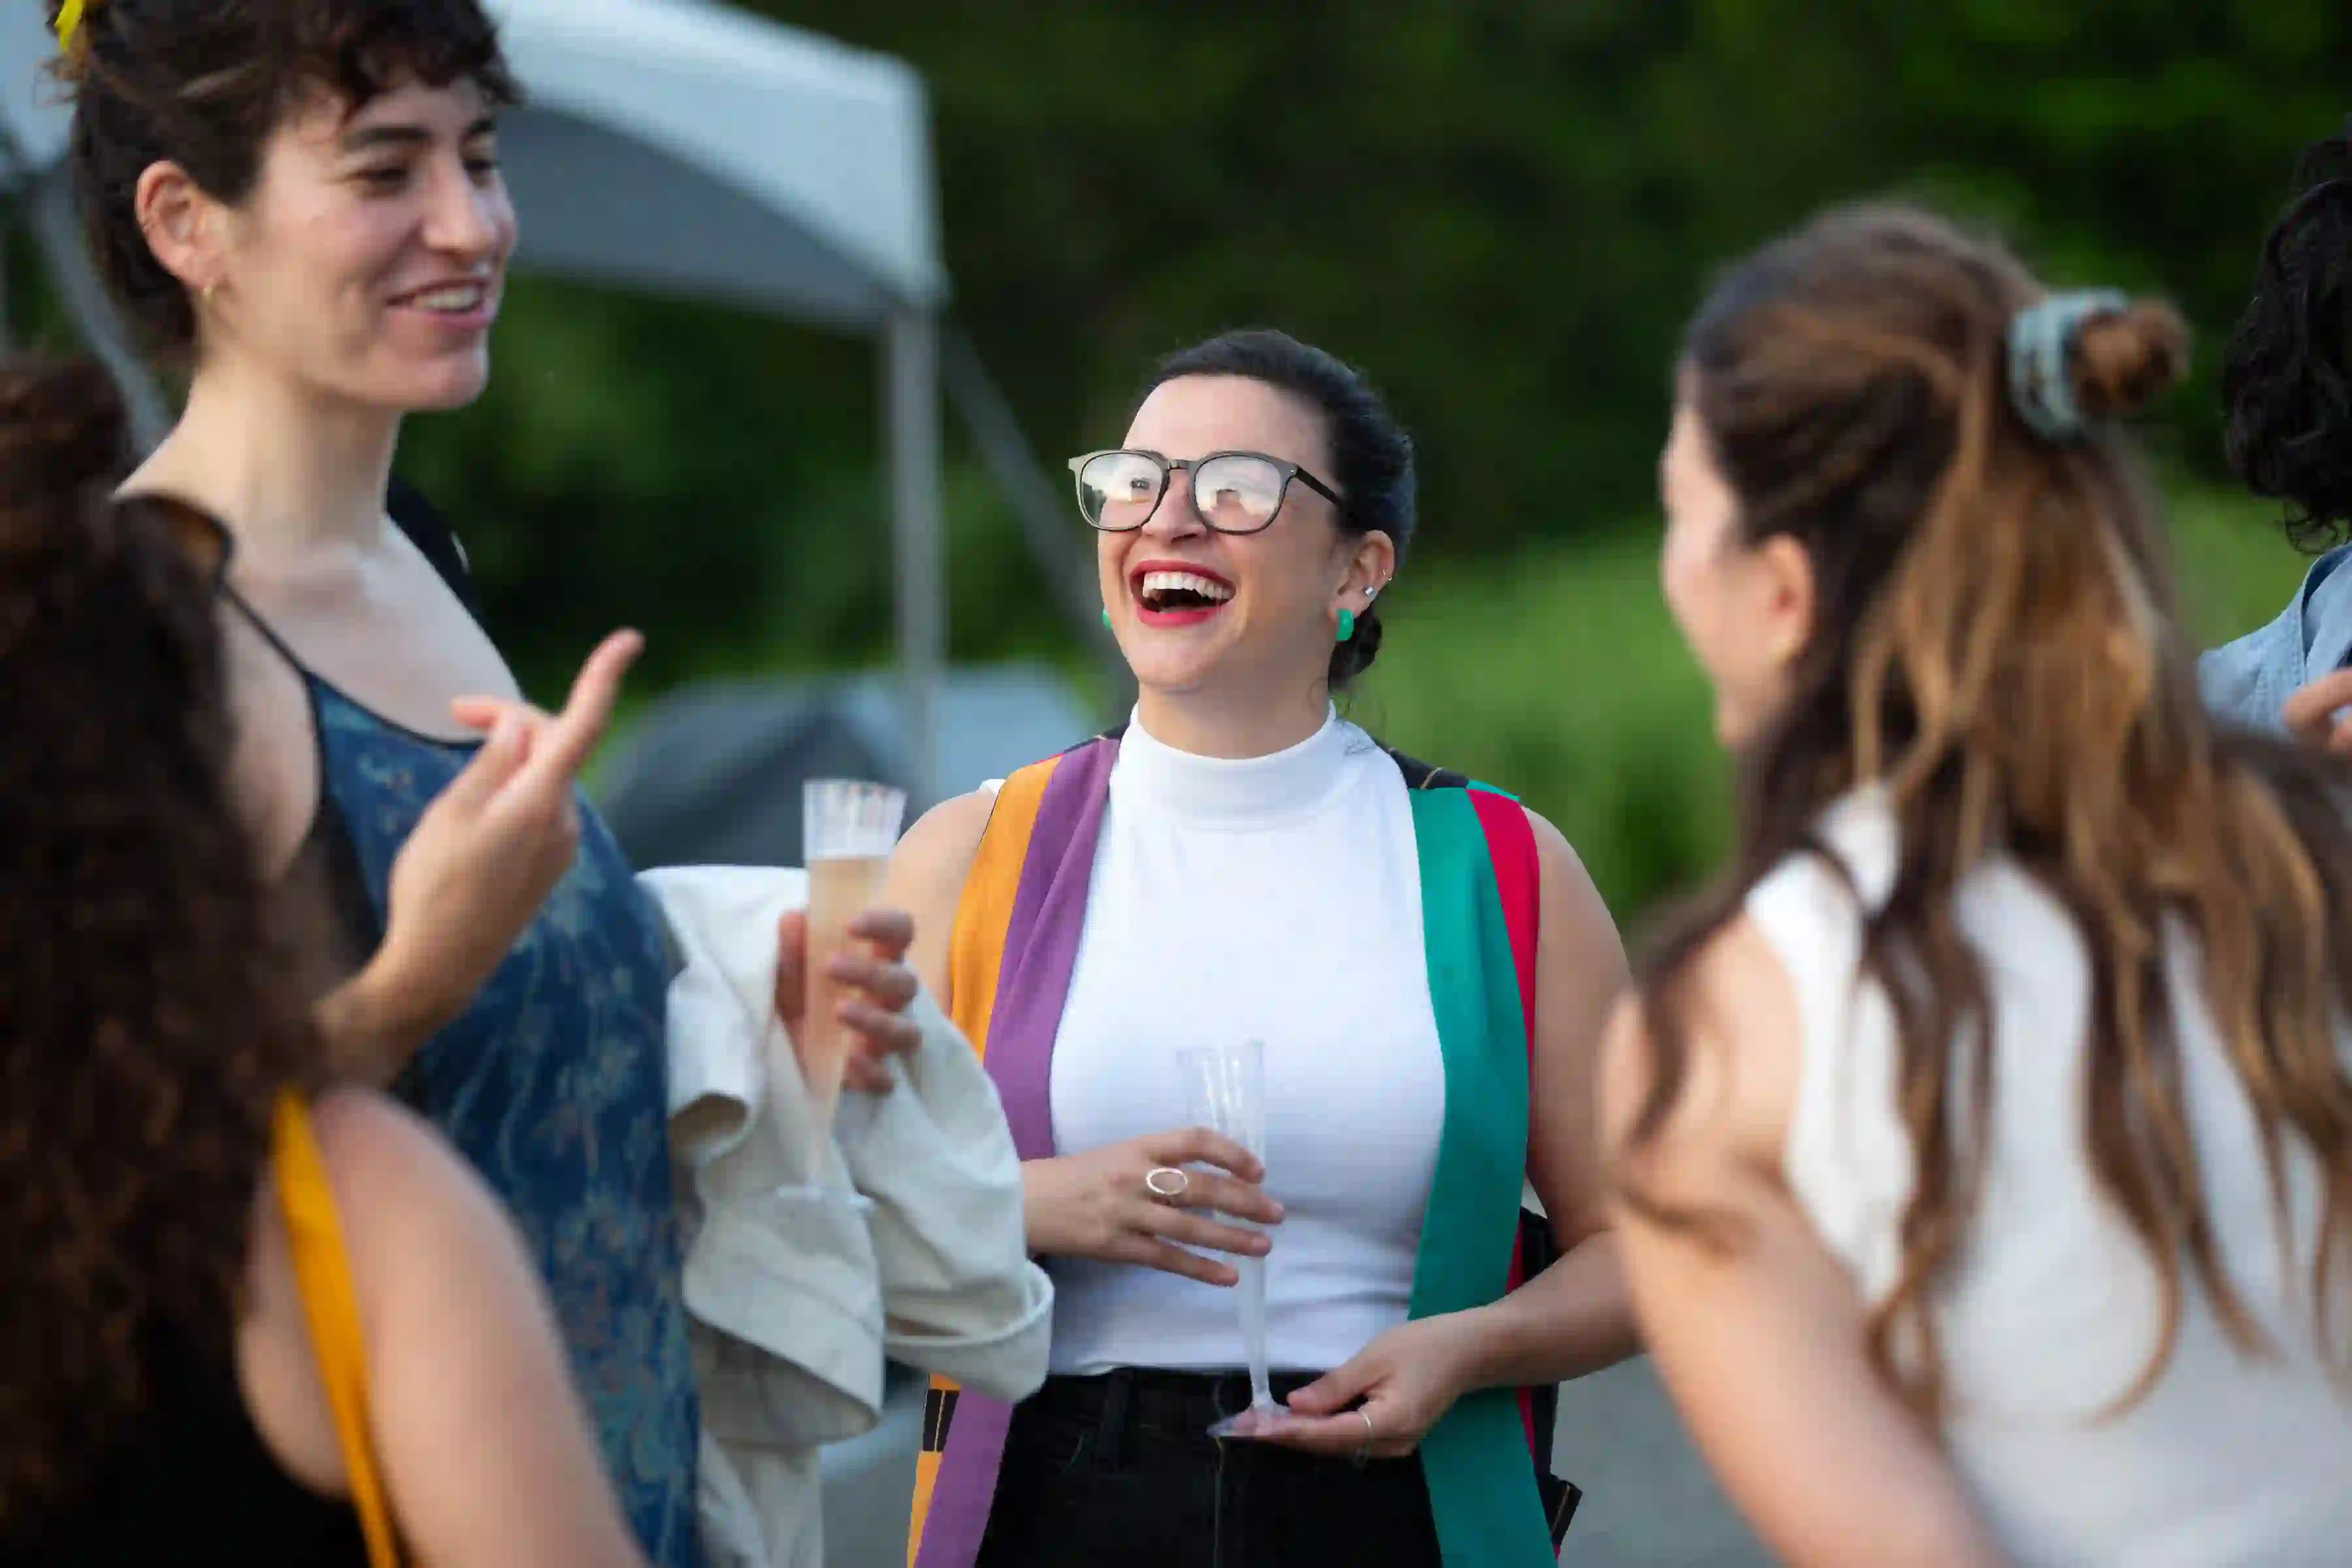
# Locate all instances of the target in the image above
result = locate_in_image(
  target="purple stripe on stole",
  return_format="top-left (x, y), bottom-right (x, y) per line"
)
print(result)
top-left (985, 734), bottom-right (1120, 1162)
top-left (913, 1395), bottom-right (1012, 1568)
top-left (916, 735), bottom-right (1121, 1568)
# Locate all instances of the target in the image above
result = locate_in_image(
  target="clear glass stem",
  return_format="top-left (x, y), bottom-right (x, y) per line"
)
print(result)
top-left (1236, 1254), bottom-right (1274, 1411)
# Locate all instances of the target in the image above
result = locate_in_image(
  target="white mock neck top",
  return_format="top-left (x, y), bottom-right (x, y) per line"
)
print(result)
top-left (1037, 708), bottom-right (1448, 1375)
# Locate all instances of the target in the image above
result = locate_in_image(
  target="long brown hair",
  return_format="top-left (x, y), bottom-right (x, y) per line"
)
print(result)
top-left (0, 359), bottom-right (321, 1520)
top-left (1620, 205), bottom-right (2352, 1420)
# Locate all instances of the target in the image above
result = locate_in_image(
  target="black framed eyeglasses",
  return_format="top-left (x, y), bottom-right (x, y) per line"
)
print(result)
top-left (1068, 448), bottom-right (1344, 535)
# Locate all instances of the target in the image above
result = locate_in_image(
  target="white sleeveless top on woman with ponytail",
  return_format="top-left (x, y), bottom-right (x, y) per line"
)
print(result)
top-left (1750, 791), bottom-right (2352, 1567)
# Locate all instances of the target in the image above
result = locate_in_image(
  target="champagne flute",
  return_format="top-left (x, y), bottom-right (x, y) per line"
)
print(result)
top-left (1179, 1039), bottom-right (1284, 1437)
top-left (798, 778), bottom-right (907, 1128)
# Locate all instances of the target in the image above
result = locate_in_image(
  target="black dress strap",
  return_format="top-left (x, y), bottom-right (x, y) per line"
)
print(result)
top-left (218, 579), bottom-right (312, 674)
top-left (387, 476), bottom-right (484, 626)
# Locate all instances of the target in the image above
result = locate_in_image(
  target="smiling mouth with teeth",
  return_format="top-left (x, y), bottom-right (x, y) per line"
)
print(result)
top-left (403, 282), bottom-right (493, 315)
top-left (1135, 569), bottom-right (1235, 613)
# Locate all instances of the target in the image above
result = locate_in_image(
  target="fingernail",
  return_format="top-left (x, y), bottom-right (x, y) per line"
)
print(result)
top-left (1268, 1201), bottom-right (1286, 1222)
top-left (1250, 1236), bottom-right (1271, 1256)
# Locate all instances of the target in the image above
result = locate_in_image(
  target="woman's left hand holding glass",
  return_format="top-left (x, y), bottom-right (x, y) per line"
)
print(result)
top-left (772, 906), bottom-right (923, 1093)
top-left (1262, 1313), bottom-right (1486, 1462)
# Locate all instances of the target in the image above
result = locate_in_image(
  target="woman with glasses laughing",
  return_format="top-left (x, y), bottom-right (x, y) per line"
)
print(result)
top-left (885, 329), bottom-right (1637, 1567)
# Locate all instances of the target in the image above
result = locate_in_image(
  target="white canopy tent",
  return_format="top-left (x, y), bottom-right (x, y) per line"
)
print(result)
top-left (0, 0), bottom-right (1106, 802)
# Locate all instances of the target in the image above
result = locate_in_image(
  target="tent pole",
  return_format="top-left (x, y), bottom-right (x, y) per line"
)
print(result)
top-left (941, 324), bottom-right (1128, 710)
top-left (25, 166), bottom-right (169, 449)
top-left (885, 306), bottom-right (944, 808)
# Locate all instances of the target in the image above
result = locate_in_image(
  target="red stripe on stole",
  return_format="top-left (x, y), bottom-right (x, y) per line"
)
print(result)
top-left (1465, 788), bottom-right (1540, 1038)
top-left (1466, 787), bottom-right (1543, 1458)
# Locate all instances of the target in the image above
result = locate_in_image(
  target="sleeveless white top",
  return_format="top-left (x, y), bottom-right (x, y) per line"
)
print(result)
top-left (1752, 791), bottom-right (2352, 1566)
top-left (1032, 709), bottom-right (1448, 1376)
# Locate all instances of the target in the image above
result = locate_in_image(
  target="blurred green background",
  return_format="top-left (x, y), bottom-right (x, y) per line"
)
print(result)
top-left (48, 1), bottom-right (2351, 924)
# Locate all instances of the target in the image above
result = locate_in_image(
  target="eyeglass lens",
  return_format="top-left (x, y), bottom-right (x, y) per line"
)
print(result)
top-left (1077, 451), bottom-right (1288, 533)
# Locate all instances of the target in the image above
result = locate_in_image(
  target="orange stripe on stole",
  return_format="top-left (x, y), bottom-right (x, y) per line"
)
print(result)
top-left (906, 753), bottom-right (1060, 1565)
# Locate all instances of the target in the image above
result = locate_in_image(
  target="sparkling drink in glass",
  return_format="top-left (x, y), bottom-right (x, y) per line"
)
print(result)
top-left (1179, 1039), bottom-right (1288, 1438)
top-left (799, 778), bottom-right (907, 1123)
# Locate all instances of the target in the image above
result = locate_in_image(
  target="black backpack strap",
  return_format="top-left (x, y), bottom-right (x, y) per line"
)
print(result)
top-left (1383, 746), bottom-right (1469, 792)
top-left (388, 476), bottom-right (484, 626)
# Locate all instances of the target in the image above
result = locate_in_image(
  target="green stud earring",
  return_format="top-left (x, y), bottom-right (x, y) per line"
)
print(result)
top-left (1102, 607), bottom-right (1113, 630)
top-left (1335, 608), bottom-right (1357, 644)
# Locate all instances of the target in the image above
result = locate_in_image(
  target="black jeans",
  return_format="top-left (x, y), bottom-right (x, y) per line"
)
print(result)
top-left (976, 1369), bottom-right (1442, 1568)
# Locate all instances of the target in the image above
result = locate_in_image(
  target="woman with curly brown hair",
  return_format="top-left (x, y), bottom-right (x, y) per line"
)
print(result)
top-left (1601, 206), bottom-right (2352, 1565)
top-left (0, 357), bottom-right (644, 1565)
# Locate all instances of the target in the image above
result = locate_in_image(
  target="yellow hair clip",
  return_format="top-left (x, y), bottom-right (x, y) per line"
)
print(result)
top-left (54, 0), bottom-right (86, 50)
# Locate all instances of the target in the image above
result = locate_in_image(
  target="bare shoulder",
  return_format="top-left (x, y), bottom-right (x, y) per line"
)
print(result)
top-left (303, 1087), bottom-right (521, 1282)
top-left (1520, 808), bottom-right (1620, 951)
top-left (216, 596), bottom-right (321, 878)
top-left (239, 1086), bottom-right (525, 1494)
top-left (283, 1097), bottom-right (640, 1563)
top-left (889, 789), bottom-right (998, 894)
top-left (308, 1085), bottom-right (461, 1194)
top-left (1598, 913), bottom-right (1803, 1187)
top-left (883, 788), bottom-right (1000, 997)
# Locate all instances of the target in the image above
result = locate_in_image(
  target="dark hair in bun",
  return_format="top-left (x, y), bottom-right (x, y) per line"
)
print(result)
top-left (1144, 330), bottom-right (1416, 691)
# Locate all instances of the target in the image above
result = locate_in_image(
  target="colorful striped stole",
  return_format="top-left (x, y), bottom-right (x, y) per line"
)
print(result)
top-left (907, 736), bottom-right (1559, 1567)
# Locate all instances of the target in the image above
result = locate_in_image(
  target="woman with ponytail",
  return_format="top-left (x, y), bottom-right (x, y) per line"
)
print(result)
top-left (0, 359), bottom-right (642, 1566)
top-left (1603, 206), bottom-right (2352, 1566)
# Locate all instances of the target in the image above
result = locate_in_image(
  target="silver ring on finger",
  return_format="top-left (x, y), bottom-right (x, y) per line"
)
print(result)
top-left (1350, 1408), bottom-right (1375, 1468)
top-left (1143, 1166), bottom-right (1190, 1205)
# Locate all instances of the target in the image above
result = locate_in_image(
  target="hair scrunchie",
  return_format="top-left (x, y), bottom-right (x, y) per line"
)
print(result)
top-left (2006, 288), bottom-right (2127, 442)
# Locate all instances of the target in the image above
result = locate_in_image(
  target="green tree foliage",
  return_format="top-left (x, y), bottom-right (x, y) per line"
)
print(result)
top-left (378, 0), bottom-right (2349, 698)
top-left (742, 0), bottom-right (2347, 533)
top-left (13, 1), bottom-right (2317, 907)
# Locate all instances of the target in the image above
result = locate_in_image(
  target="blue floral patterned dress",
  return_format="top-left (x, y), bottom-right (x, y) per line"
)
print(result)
top-left (306, 674), bottom-right (701, 1567)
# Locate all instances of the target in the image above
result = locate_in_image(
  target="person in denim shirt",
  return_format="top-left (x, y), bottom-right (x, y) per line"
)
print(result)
top-left (2201, 119), bottom-right (2352, 755)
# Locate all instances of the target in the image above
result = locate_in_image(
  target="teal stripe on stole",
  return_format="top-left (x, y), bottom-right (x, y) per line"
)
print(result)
top-left (1407, 788), bottom-right (1555, 1565)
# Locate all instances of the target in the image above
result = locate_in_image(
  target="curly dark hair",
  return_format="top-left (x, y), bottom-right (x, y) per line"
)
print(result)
top-left (48, 0), bottom-right (517, 355)
top-left (0, 359), bottom-right (322, 1523)
top-left (2221, 120), bottom-right (2352, 551)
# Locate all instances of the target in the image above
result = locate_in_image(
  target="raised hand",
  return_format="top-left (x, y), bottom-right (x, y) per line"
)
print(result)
top-left (360, 630), bottom-right (642, 1064)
